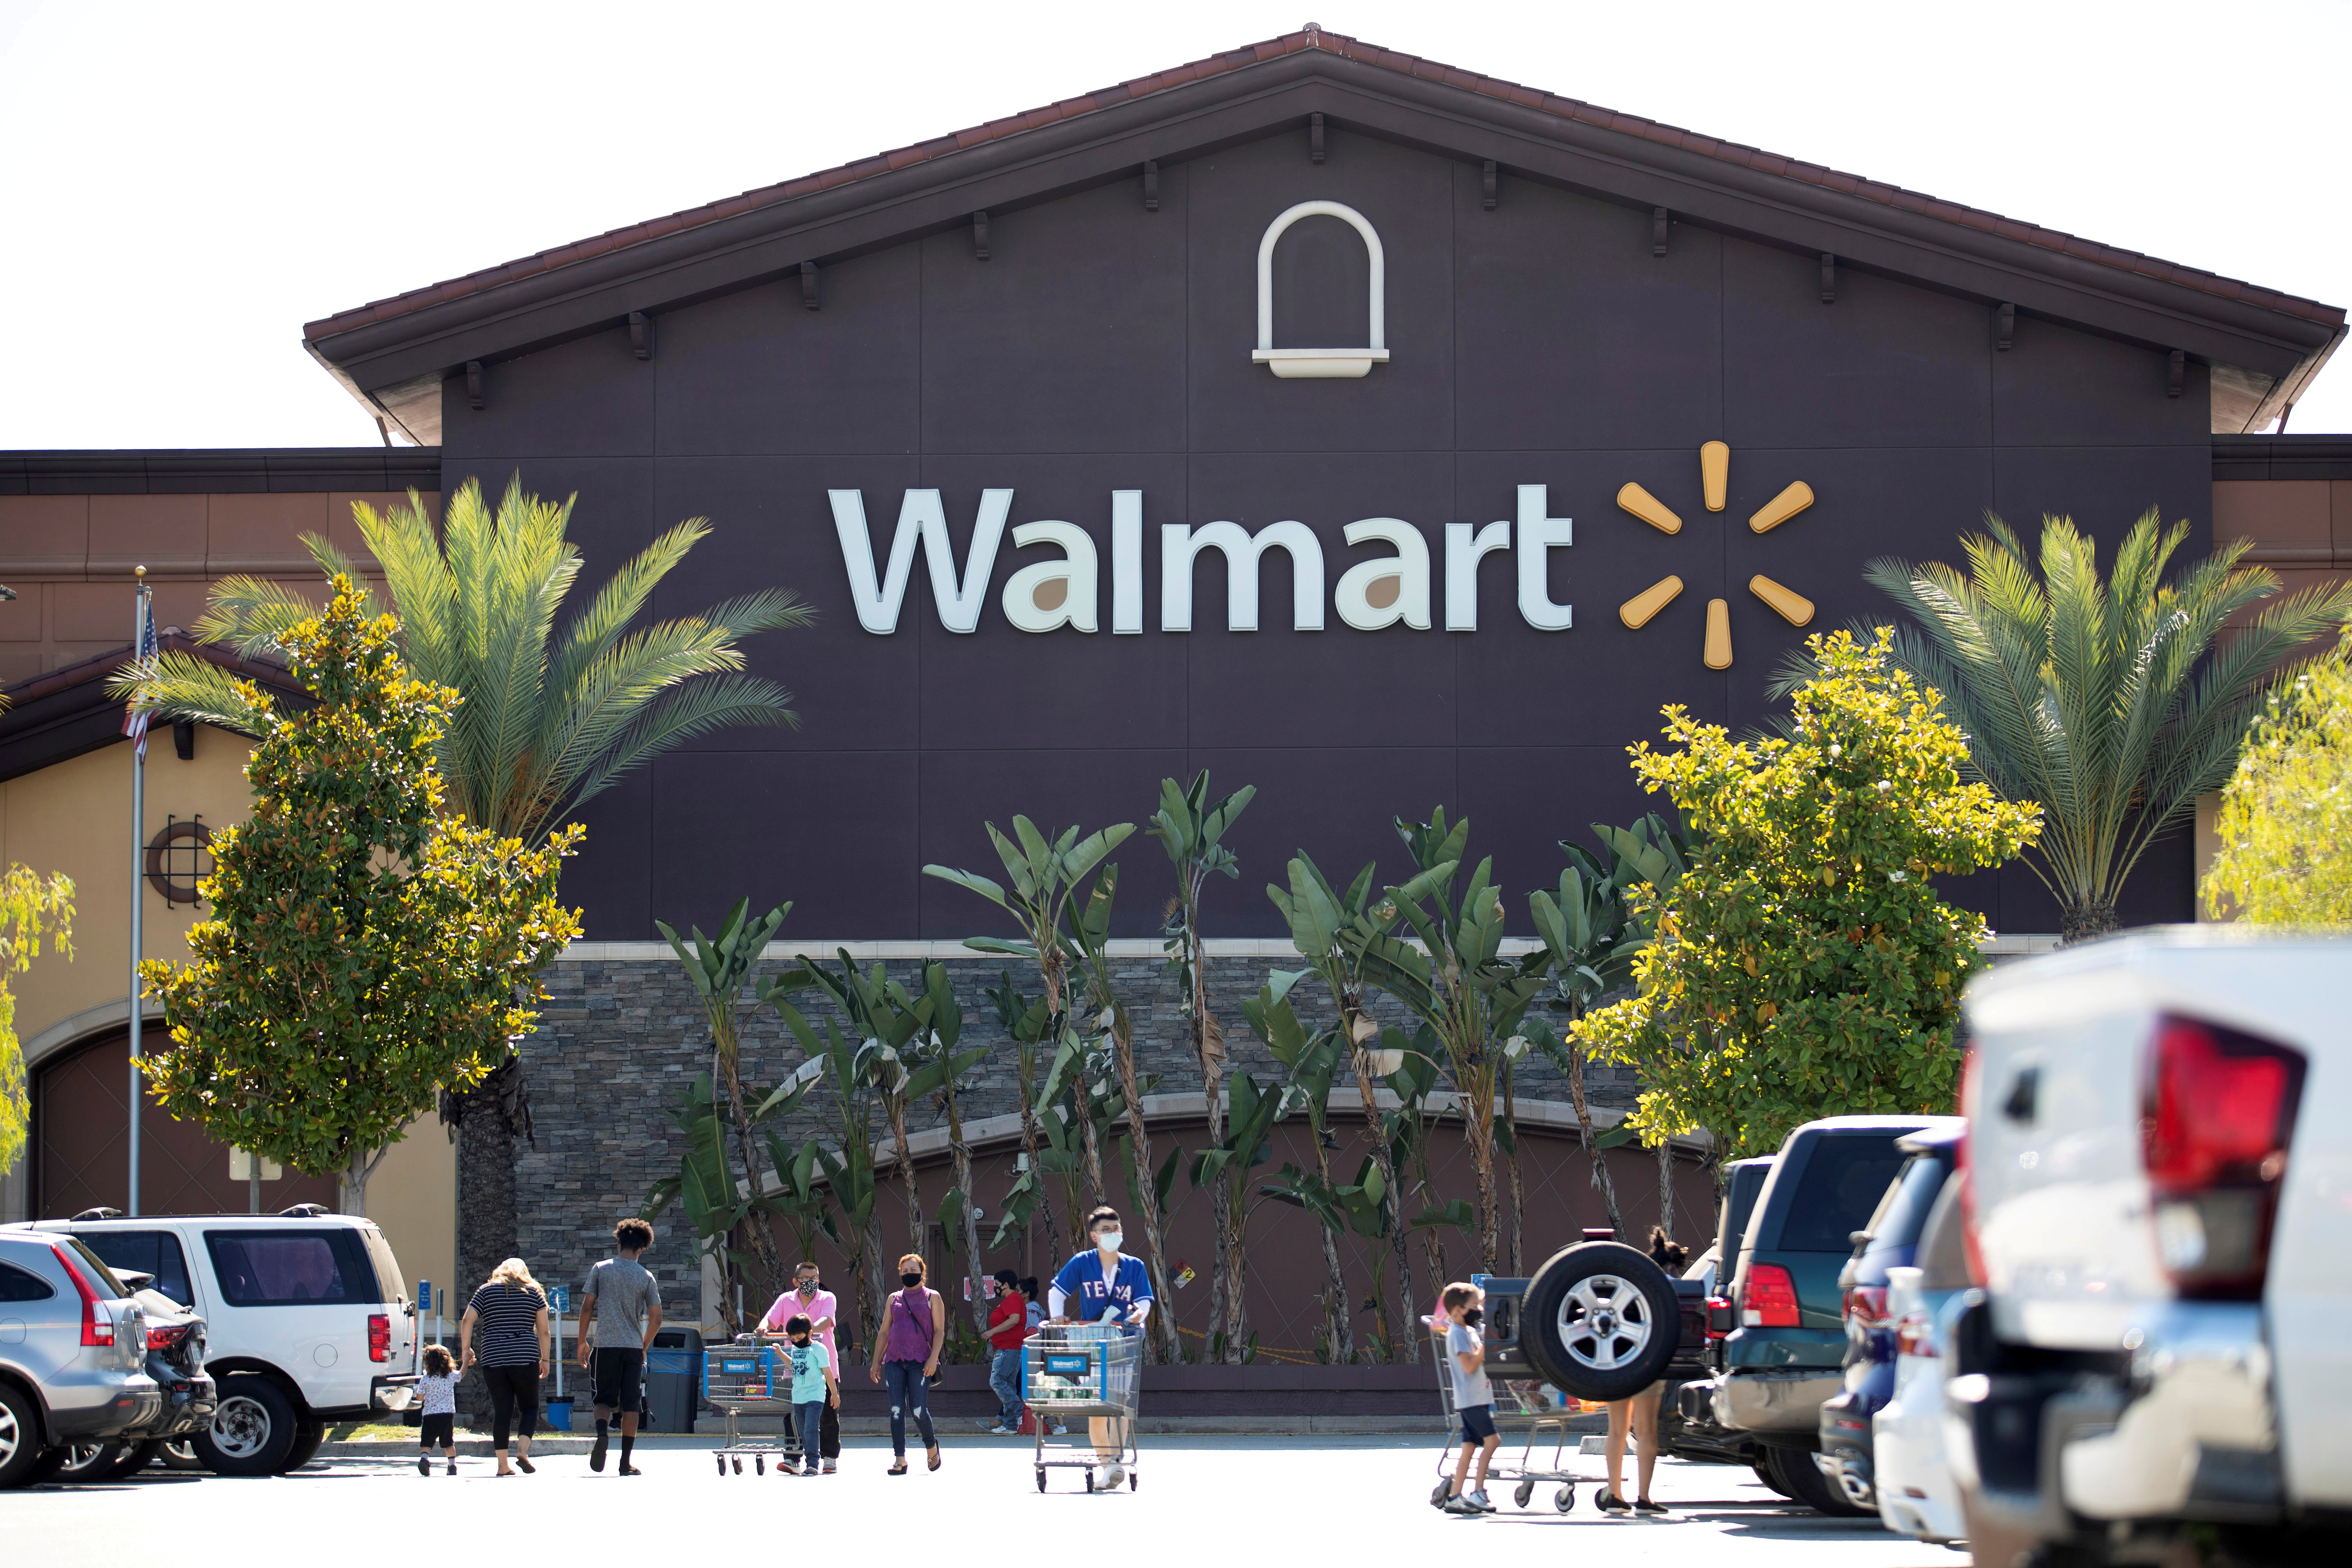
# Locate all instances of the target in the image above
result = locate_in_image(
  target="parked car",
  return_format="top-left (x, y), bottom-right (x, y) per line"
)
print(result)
top-left (22, 1209), bottom-right (418, 1476)
top-left (46, 1266), bottom-right (216, 1483)
top-left (1674, 1114), bottom-right (1939, 1515)
top-left (1871, 1238), bottom-right (1976, 1541)
top-left (1952, 930), bottom-right (2351, 1567)
top-left (1815, 1119), bottom-right (1964, 1511)
top-left (0, 1229), bottom-right (156, 1490)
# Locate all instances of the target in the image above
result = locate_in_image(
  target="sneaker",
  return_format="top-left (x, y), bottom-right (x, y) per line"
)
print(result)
top-left (822, 1459), bottom-right (837, 1474)
top-left (1467, 1489), bottom-right (1496, 1513)
top-left (1597, 1490), bottom-right (1630, 1514)
top-left (1102, 1463), bottom-right (1125, 1490)
top-left (1634, 1498), bottom-right (1671, 1515)
top-left (986, 1424), bottom-right (1019, 1436)
top-left (445, 1461), bottom-right (457, 1476)
top-left (417, 1455), bottom-right (430, 1476)
top-left (1442, 1494), bottom-right (1483, 1515)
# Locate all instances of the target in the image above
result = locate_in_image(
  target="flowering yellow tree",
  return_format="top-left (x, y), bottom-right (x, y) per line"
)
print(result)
top-left (2203, 631), bottom-right (2352, 925)
top-left (1576, 629), bottom-right (2042, 1156)
top-left (0, 866), bottom-right (75, 1178)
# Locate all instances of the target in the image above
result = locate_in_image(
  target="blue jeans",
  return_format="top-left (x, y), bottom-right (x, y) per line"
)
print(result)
top-left (793, 1399), bottom-right (825, 1460)
top-left (989, 1345), bottom-right (1024, 1427)
top-left (883, 1360), bottom-right (936, 1457)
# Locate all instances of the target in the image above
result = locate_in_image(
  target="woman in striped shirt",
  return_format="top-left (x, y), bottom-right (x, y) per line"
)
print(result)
top-left (461, 1257), bottom-right (552, 1476)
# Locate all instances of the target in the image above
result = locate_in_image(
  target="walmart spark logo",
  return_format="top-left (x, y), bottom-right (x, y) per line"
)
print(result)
top-left (1614, 442), bottom-right (1815, 669)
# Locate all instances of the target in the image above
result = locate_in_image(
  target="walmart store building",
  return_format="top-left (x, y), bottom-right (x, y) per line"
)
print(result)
top-left (4, 30), bottom-right (2347, 1352)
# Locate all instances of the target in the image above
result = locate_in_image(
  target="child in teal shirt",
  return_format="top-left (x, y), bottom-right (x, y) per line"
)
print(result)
top-left (781, 1314), bottom-right (837, 1475)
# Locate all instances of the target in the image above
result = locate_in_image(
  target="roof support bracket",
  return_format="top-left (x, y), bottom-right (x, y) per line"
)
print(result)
top-left (800, 261), bottom-right (820, 311)
top-left (973, 210), bottom-right (989, 260)
top-left (1143, 160), bottom-right (1159, 212)
top-left (464, 360), bottom-right (485, 411)
top-left (1481, 161), bottom-right (1497, 210)
top-left (1310, 112), bottom-right (1324, 164)
top-left (1820, 253), bottom-right (1837, 304)
top-left (2168, 349), bottom-right (2185, 398)
top-left (627, 311), bottom-right (654, 360)
top-left (1653, 207), bottom-right (1670, 258)
top-left (1996, 302), bottom-right (2016, 351)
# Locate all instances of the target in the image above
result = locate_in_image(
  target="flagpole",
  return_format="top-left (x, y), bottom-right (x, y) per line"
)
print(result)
top-left (127, 566), bottom-right (149, 1217)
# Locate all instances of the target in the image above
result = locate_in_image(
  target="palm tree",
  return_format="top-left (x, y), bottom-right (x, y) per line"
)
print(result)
top-left (1780, 511), bottom-right (2352, 942)
top-left (112, 474), bottom-right (811, 847)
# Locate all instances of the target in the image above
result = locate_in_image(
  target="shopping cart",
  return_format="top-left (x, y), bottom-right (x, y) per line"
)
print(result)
top-left (1024, 1321), bottom-right (1141, 1492)
top-left (1426, 1311), bottom-right (1591, 1512)
top-left (700, 1341), bottom-right (795, 1475)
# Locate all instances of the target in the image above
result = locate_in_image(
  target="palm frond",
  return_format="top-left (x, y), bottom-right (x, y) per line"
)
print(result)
top-left (104, 651), bottom-right (280, 736)
top-left (190, 576), bottom-right (323, 655)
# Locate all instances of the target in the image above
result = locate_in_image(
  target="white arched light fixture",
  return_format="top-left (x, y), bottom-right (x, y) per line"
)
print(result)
top-left (1253, 200), bottom-right (1389, 379)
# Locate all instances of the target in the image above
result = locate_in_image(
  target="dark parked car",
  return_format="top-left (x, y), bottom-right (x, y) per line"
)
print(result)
top-left (1675, 1115), bottom-right (1941, 1514)
top-left (1815, 1120), bottom-right (1964, 1511)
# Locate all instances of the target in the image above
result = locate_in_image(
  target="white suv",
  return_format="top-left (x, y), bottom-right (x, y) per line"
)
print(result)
top-left (23, 1210), bottom-right (418, 1475)
top-left (1953, 930), bottom-right (2350, 1565)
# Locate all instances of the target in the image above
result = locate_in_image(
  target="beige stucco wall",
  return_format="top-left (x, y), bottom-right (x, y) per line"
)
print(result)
top-left (368, 1117), bottom-right (457, 1310)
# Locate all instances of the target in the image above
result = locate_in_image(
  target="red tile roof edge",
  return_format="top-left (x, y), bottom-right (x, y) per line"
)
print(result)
top-left (302, 24), bottom-right (2341, 342)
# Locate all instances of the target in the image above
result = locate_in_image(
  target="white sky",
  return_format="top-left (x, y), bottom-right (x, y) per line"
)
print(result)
top-left (2, 0), bottom-right (2346, 449)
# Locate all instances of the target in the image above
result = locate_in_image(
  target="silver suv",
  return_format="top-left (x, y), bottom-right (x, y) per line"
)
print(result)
top-left (0, 1230), bottom-right (157, 1489)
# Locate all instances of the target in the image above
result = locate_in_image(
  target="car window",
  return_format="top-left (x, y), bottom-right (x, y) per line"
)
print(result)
top-left (358, 1227), bottom-right (405, 1304)
top-left (1718, 1159), bottom-right (1774, 1265)
top-left (79, 1230), bottom-right (195, 1307)
top-left (204, 1229), bottom-right (371, 1306)
top-left (1779, 1134), bottom-right (1911, 1252)
top-left (0, 1261), bottom-right (55, 1301)
top-left (1857, 1150), bottom-right (1955, 1256)
top-left (60, 1236), bottom-right (132, 1298)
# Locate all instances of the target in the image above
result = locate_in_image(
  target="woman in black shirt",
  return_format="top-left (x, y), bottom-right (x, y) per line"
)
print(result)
top-left (461, 1257), bottom-right (552, 1475)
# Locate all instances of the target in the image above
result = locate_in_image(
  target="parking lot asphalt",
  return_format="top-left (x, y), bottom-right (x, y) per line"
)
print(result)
top-left (11, 1435), bottom-right (1964, 1567)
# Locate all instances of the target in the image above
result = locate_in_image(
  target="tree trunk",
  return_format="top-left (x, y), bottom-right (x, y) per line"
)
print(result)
top-left (1108, 1010), bottom-right (1183, 1364)
top-left (1503, 1066), bottom-right (1524, 1275)
top-left (1012, 1044), bottom-right (1060, 1264)
top-left (2060, 898), bottom-right (2120, 945)
top-left (714, 1030), bottom-right (785, 1310)
top-left (1461, 1089), bottom-right (1500, 1274)
top-left (1565, 1038), bottom-right (1626, 1240)
top-left (1218, 1176), bottom-right (1249, 1359)
top-left (1185, 924), bottom-right (1236, 1364)
top-left (885, 1093), bottom-right (923, 1257)
top-left (1656, 1138), bottom-right (1677, 1247)
top-left (942, 1089), bottom-right (989, 1335)
top-left (1306, 1124), bottom-right (1355, 1364)
top-left (1342, 1001), bottom-right (1416, 1363)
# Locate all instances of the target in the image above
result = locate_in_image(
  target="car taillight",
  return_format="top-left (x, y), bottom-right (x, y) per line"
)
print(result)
top-left (1842, 1284), bottom-right (1890, 1329)
top-left (369, 1313), bottom-right (392, 1363)
top-left (1893, 1309), bottom-right (1938, 1359)
top-left (1742, 1263), bottom-right (1801, 1328)
top-left (2142, 1015), bottom-right (2305, 1300)
top-left (147, 1322), bottom-right (190, 1350)
top-left (1955, 1045), bottom-right (1988, 1288)
top-left (54, 1248), bottom-right (113, 1348)
top-left (1705, 1296), bottom-right (1733, 1340)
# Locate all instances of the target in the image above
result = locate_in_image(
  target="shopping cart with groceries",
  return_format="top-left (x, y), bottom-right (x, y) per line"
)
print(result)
top-left (1024, 1319), bottom-right (1141, 1492)
top-left (700, 1340), bottom-right (795, 1475)
top-left (1425, 1278), bottom-right (1595, 1513)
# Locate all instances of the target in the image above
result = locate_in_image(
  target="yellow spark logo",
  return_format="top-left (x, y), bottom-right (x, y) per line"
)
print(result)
top-left (1615, 442), bottom-right (1816, 669)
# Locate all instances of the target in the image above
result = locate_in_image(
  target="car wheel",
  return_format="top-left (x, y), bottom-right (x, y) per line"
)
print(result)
top-left (1763, 1444), bottom-right (1874, 1517)
top-left (157, 1438), bottom-right (206, 1472)
top-left (0, 1384), bottom-right (51, 1489)
top-left (53, 1442), bottom-right (123, 1484)
top-left (196, 1374), bottom-right (298, 1477)
top-left (19, 1445), bottom-right (69, 1486)
top-left (1520, 1241), bottom-right (1680, 1401)
top-left (1754, 1458), bottom-right (1792, 1498)
top-left (108, 1440), bottom-right (167, 1479)
top-left (279, 1420), bottom-right (326, 1474)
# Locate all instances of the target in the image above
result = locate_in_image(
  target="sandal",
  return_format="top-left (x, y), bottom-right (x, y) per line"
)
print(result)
top-left (515, 1456), bottom-right (535, 1474)
top-left (887, 1459), bottom-right (908, 1476)
top-left (927, 1445), bottom-right (942, 1472)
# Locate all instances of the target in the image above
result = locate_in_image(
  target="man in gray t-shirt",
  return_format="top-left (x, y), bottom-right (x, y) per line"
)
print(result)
top-left (1440, 1282), bottom-right (1500, 1513)
top-left (578, 1218), bottom-right (665, 1475)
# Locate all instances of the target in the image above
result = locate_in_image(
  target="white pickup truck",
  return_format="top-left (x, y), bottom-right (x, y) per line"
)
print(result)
top-left (1951, 929), bottom-right (2349, 1565)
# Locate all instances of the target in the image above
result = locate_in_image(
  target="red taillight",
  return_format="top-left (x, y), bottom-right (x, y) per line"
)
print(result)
top-left (1742, 1263), bottom-right (1801, 1328)
top-left (1705, 1296), bottom-right (1733, 1340)
top-left (1955, 1046), bottom-right (1988, 1288)
top-left (54, 1248), bottom-right (114, 1348)
top-left (147, 1322), bottom-right (190, 1350)
top-left (2142, 1016), bottom-right (2304, 1299)
top-left (1893, 1309), bottom-right (1938, 1359)
top-left (368, 1313), bottom-right (392, 1363)
top-left (1842, 1284), bottom-right (1890, 1329)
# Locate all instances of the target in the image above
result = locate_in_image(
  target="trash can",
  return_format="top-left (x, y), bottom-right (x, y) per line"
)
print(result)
top-left (644, 1327), bottom-right (704, 1434)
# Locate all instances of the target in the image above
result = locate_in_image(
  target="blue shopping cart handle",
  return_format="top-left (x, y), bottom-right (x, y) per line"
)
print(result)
top-left (1042, 1354), bottom-right (1093, 1377)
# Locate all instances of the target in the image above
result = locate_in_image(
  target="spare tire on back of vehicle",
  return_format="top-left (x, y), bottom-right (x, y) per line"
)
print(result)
top-left (1519, 1241), bottom-right (1680, 1402)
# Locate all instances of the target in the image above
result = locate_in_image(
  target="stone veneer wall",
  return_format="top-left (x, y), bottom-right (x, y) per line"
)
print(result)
top-left (506, 953), bottom-right (1643, 1326)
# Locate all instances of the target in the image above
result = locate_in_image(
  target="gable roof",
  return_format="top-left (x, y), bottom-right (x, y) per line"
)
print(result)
top-left (0, 634), bottom-right (303, 785)
top-left (307, 24), bottom-right (2342, 443)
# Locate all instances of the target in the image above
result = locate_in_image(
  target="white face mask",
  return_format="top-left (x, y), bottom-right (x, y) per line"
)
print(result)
top-left (1096, 1231), bottom-right (1123, 1253)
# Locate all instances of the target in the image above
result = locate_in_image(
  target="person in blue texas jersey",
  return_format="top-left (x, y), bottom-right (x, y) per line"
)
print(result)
top-left (1047, 1205), bottom-right (1152, 1490)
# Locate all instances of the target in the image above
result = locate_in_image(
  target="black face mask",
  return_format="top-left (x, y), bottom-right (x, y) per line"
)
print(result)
top-left (901, 1272), bottom-right (924, 1288)
top-left (1463, 1307), bottom-right (1484, 1328)
top-left (790, 1336), bottom-right (809, 1347)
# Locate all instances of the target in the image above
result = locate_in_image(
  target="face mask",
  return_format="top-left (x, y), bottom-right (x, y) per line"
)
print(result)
top-left (797, 1280), bottom-right (817, 1295)
top-left (790, 1336), bottom-right (809, 1347)
top-left (1463, 1307), bottom-right (1484, 1328)
top-left (1096, 1231), bottom-right (1123, 1253)
top-left (901, 1272), bottom-right (924, 1288)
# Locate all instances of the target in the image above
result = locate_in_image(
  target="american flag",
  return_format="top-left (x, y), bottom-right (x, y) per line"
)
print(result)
top-left (122, 594), bottom-right (157, 759)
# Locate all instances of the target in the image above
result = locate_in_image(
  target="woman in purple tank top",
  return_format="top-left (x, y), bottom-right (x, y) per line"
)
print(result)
top-left (867, 1252), bottom-right (946, 1474)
